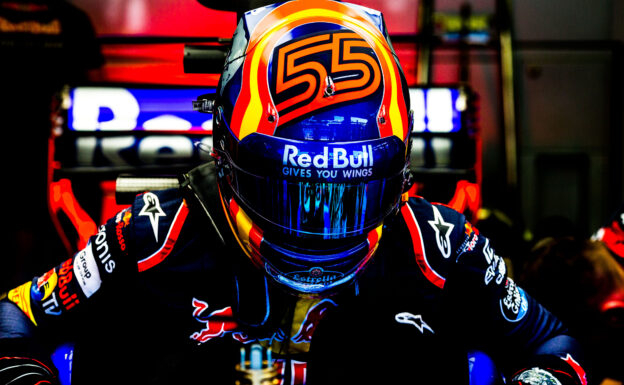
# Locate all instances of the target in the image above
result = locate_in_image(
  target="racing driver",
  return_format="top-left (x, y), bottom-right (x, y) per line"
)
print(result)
top-left (0, 1), bottom-right (589, 384)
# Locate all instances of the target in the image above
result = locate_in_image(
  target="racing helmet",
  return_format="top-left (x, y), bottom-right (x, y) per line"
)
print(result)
top-left (212, 0), bottom-right (413, 295)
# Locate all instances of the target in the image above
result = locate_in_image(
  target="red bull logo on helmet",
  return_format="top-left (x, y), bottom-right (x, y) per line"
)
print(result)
top-left (280, 142), bottom-right (377, 181)
top-left (278, 141), bottom-right (383, 181)
top-left (236, 134), bottom-right (406, 183)
top-left (283, 144), bottom-right (374, 170)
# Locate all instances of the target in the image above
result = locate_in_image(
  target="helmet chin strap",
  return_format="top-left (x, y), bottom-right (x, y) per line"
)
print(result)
top-left (181, 161), bottom-right (227, 245)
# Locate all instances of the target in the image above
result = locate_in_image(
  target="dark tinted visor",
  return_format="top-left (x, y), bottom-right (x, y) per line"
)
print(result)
top-left (227, 164), bottom-right (405, 238)
top-left (223, 135), bottom-right (406, 238)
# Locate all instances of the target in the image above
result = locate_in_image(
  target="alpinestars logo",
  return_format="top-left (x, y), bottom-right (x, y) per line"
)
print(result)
top-left (428, 205), bottom-right (454, 259)
top-left (139, 192), bottom-right (166, 241)
top-left (395, 312), bottom-right (434, 334)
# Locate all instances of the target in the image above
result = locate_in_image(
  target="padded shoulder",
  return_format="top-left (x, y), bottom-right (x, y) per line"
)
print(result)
top-left (399, 197), bottom-right (473, 288)
top-left (124, 188), bottom-right (189, 272)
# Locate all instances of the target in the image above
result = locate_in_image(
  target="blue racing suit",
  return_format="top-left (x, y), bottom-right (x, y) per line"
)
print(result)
top-left (0, 162), bottom-right (588, 384)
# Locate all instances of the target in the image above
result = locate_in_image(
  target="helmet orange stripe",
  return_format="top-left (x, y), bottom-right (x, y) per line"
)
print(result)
top-left (367, 224), bottom-right (383, 250)
top-left (353, 224), bottom-right (383, 272)
top-left (229, 198), bottom-right (249, 245)
top-left (224, 196), bottom-right (265, 267)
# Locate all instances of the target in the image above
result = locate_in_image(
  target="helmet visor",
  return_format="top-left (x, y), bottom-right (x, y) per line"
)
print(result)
top-left (228, 167), bottom-right (404, 238)
top-left (223, 136), bottom-right (407, 238)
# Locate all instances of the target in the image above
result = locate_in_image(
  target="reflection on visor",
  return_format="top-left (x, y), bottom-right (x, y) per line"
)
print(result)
top-left (228, 163), bottom-right (404, 238)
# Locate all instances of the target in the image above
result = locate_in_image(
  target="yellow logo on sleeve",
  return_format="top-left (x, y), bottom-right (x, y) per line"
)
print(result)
top-left (8, 281), bottom-right (37, 326)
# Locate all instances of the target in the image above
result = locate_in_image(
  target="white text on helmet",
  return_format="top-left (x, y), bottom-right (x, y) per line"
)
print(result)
top-left (282, 144), bottom-right (374, 169)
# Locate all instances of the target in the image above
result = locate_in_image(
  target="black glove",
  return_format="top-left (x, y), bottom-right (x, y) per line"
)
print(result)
top-left (0, 356), bottom-right (59, 385)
